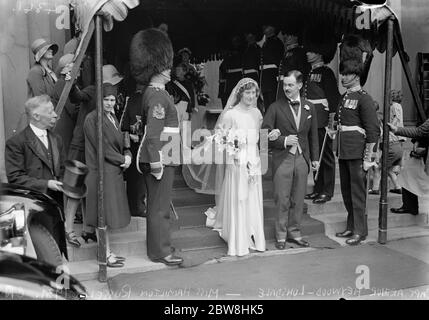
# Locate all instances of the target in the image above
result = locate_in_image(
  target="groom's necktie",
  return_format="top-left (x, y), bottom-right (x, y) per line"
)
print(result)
top-left (290, 100), bottom-right (300, 115)
top-left (288, 100), bottom-right (302, 155)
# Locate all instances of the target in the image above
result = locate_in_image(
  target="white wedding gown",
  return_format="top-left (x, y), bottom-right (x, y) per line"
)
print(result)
top-left (208, 106), bottom-right (266, 256)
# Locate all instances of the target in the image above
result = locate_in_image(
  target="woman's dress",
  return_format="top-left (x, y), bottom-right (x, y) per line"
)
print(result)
top-left (212, 106), bottom-right (266, 256)
top-left (83, 111), bottom-right (131, 229)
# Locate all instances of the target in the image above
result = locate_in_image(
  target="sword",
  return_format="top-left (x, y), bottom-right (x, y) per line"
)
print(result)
top-left (315, 113), bottom-right (336, 181)
top-left (314, 128), bottom-right (328, 181)
top-left (170, 201), bottom-right (179, 220)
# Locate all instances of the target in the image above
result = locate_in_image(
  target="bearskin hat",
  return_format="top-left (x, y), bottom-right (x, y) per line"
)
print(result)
top-left (305, 41), bottom-right (337, 64)
top-left (339, 58), bottom-right (364, 76)
top-left (302, 25), bottom-right (337, 64)
top-left (129, 28), bottom-right (174, 85)
top-left (340, 34), bottom-right (374, 86)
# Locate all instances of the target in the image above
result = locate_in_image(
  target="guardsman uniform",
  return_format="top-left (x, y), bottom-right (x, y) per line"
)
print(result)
top-left (336, 86), bottom-right (380, 240)
top-left (120, 86), bottom-right (147, 217)
top-left (276, 43), bottom-right (309, 100)
top-left (218, 52), bottom-right (243, 108)
top-left (242, 42), bottom-right (261, 83)
top-left (303, 63), bottom-right (340, 202)
top-left (260, 35), bottom-right (284, 111)
top-left (166, 78), bottom-right (195, 122)
top-left (136, 84), bottom-right (181, 261)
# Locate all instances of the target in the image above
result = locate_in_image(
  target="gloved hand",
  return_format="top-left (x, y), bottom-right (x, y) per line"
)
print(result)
top-left (363, 142), bottom-right (377, 171)
top-left (150, 162), bottom-right (163, 180)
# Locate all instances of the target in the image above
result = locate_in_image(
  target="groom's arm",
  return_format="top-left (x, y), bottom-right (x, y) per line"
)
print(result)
top-left (262, 103), bottom-right (286, 150)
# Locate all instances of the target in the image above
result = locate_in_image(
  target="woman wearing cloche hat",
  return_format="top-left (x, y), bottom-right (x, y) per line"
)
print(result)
top-left (27, 38), bottom-right (59, 97)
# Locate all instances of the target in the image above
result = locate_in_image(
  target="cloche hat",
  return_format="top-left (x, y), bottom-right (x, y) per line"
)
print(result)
top-left (31, 38), bottom-right (58, 62)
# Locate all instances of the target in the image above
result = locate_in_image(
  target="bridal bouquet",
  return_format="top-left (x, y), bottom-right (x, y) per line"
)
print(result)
top-left (186, 63), bottom-right (210, 106)
top-left (210, 126), bottom-right (247, 157)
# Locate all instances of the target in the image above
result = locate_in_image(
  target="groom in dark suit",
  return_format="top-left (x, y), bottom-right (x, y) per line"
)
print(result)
top-left (262, 70), bottom-right (319, 248)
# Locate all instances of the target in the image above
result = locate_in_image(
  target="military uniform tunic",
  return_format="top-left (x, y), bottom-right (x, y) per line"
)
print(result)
top-left (303, 64), bottom-right (340, 128)
top-left (336, 87), bottom-right (380, 237)
top-left (276, 44), bottom-right (309, 100)
top-left (242, 43), bottom-right (261, 83)
top-left (218, 52), bottom-right (243, 108)
top-left (303, 64), bottom-right (340, 198)
top-left (120, 88), bottom-right (147, 217)
top-left (137, 85), bottom-right (181, 260)
top-left (260, 35), bottom-right (284, 110)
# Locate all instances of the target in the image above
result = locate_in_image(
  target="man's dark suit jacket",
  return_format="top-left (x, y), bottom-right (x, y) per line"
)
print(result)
top-left (262, 98), bottom-right (319, 176)
top-left (5, 126), bottom-right (65, 196)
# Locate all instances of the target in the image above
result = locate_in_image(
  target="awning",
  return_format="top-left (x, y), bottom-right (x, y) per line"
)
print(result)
top-left (72, 0), bottom-right (140, 57)
top-left (71, 0), bottom-right (402, 63)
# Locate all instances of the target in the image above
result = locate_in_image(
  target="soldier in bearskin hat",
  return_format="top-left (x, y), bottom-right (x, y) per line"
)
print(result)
top-left (130, 28), bottom-right (183, 266)
top-left (303, 38), bottom-right (340, 204)
top-left (332, 59), bottom-right (380, 245)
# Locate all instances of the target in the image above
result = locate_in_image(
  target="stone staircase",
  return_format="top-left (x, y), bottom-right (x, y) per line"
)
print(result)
top-left (67, 151), bottom-right (429, 281)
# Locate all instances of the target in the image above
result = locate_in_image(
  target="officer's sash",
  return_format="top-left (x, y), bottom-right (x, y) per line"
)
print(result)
top-left (173, 80), bottom-right (191, 101)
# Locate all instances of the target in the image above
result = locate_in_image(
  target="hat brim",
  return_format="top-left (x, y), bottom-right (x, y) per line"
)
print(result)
top-left (35, 43), bottom-right (58, 62)
top-left (103, 75), bottom-right (123, 86)
top-left (62, 183), bottom-right (87, 200)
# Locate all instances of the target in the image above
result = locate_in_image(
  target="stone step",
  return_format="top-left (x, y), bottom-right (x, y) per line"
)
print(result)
top-left (69, 190), bottom-right (402, 258)
top-left (69, 224), bottom-right (429, 282)
top-left (72, 217), bottom-right (146, 236)
top-left (67, 211), bottom-right (324, 262)
top-left (171, 187), bottom-right (402, 216)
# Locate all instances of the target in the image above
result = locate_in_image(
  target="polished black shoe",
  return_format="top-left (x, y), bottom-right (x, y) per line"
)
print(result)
top-left (275, 241), bottom-right (286, 250)
top-left (390, 207), bottom-right (417, 215)
top-left (389, 188), bottom-right (402, 194)
top-left (305, 192), bottom-right (319, 200)
top-left (287, 238), bottom-right (309, 247)
top-left (345, 235), bottom-right (366, 246)
top-left (313, 194), bottom-right (332, 204)
top-left (154, 254), bottom-right (183, 266)
top-left (335, 230), bottom-right (354, 238)
top-left (81, 231), bottom-right (97, 243)
top-left (368, 189), bottom-right (380, 195)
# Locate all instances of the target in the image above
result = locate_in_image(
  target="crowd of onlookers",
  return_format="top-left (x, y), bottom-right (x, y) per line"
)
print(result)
top-left (5, 24), bottom-right (201, 267)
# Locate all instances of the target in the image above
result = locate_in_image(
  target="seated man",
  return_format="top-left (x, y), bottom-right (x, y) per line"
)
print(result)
top-left (5, 95), bottom-right (65, 206)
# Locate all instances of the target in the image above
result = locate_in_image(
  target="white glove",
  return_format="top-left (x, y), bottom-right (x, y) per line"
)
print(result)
top-left (363, 160), bottom-right (378, 172)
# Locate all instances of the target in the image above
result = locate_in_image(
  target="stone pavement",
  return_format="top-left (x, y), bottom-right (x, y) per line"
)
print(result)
top-left (81, 234), bottom-right (429, 300)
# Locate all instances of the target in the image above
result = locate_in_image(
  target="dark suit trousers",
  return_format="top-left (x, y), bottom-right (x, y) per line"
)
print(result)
top-left (402, 187), bottom-right (419, 215)
top-left (339, 159), bottom-right (368, 236)
top-left (143, 165), bottom-right (175, 260)
top-left (274, 152), bottom-right (308, 240)
top-left (313, 128), bottom-right (335, 197)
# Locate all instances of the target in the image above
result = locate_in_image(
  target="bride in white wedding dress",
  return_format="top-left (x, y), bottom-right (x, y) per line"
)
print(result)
top-left (185, 78), bottom-right (266, 256)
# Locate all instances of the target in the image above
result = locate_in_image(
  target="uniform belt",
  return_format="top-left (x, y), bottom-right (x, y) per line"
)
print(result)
top-left (162, 127), bottom-right (180, 133)
top-left (226, 68), bottom-right (243, 73)
top-left (338, 125), bottom-right (366, 137)
top-left (243, 69), bottom-right (258, 74)
top-left (307, 98), bottom-right (329, 111)
top-left (260, 64), bottom-right (278, 70)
